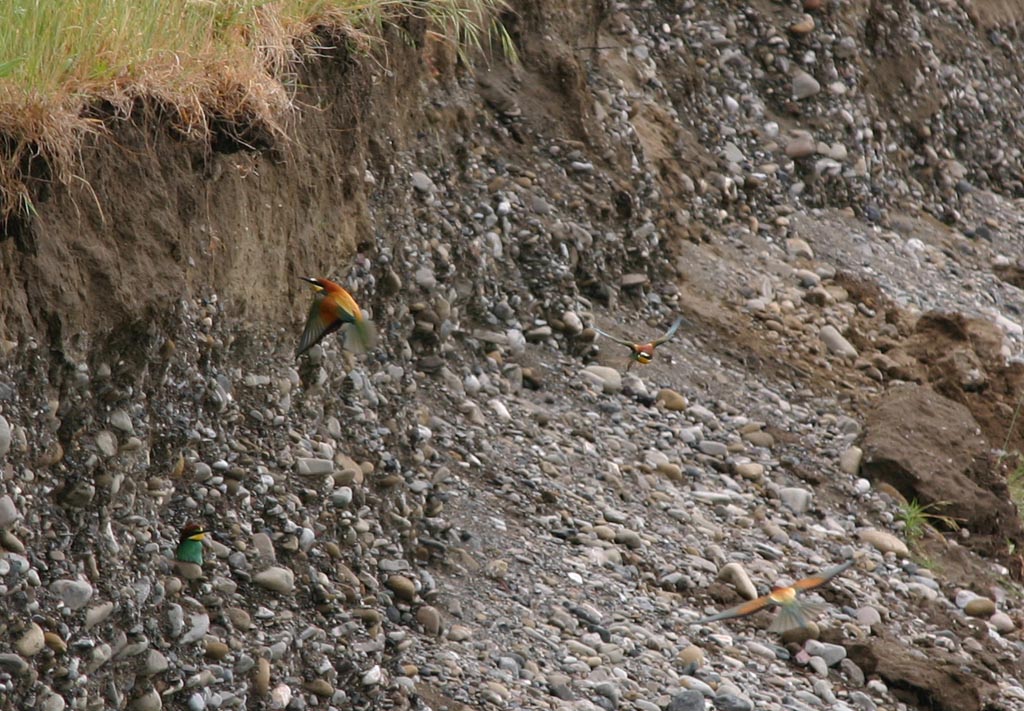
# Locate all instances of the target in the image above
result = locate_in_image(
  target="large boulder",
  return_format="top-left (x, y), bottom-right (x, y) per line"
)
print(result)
top-left (846, 637), bottom-right (999, 711)
top-left (859, 384), bottom-right (1022, 547)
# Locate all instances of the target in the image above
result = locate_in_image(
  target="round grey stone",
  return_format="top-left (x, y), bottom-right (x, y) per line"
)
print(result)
top-left (792, 71), bottom-right (821, 99)
top-left (131, 689), bottom-right (162, 711)
top-left (856, 606), bottom-right (881, 626)
top-left (51, 579), bottom-right (94, 610)
top-left (667, 690), bottom-right (705, 711)
top-left (254, 566), bottom-right (295, 594)
top-left (581, 365), bottom-right (622, 394)
top-left (714, 693), bottom-right (753, 711)
top-left (180, 614), bottom-right (210, 645)
top-left (779, 487), bottom-right (813, 514)
top-left (0, 415), bottom-right (10, 459)
top-left (805, 639), bottom-right (846, 666)
top-left (0, 494), bottom-right (19, 528)
top-left (819, 325), bottom-right (858, 358)
top-left (0, 653), bottom-right (28, 674)
top-left (410, 171), bottom-right (435, 193)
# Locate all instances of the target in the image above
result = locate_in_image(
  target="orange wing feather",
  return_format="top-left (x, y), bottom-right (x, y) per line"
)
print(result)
top-left (689, 593), bottom-right (775, 625)
top-left (791, 559), bottom-right (855, 592)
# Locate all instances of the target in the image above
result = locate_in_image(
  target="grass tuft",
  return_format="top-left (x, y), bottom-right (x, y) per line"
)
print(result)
top-left (897, 498), bottom-right (961, 549)
top-left (0, 0), bottom-right (515, 221)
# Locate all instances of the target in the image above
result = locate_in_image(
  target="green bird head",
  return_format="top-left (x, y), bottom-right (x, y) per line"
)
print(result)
top-left (175, 522), bottom-right (208, 565)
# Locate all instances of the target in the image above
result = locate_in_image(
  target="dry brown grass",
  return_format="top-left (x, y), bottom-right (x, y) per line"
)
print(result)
top-left (0, 0), bottom-right (513, 222)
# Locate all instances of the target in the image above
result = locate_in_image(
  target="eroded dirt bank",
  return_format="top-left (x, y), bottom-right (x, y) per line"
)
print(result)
top-left (3, 1), bottom-right (1024, 710)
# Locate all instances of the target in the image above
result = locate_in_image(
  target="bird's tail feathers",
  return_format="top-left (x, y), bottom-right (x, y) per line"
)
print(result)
top-left (345, 316), bottom-right (378, 354)
top-left (767, 600), bottom-right (827, 633)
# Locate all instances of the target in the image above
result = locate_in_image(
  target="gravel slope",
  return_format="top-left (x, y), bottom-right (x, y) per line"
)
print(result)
top-left (3, 1), bottom-right (1024, 710)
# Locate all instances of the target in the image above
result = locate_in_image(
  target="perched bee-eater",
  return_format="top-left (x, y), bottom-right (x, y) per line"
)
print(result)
top-left (295, 277), bottom-right (375, 357)
top-left (175, 523), bottom-right (208, 565)
top-left (594, 316), bottom-right (685, 372)
top-left (690, 559), bottom-right (854, 633)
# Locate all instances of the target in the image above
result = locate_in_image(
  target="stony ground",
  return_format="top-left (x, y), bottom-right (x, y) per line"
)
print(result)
top-left (4, 1), bottom-right (1024, 711)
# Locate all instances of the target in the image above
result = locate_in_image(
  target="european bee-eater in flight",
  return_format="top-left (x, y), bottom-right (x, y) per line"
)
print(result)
top-left (690, 559), bottom-right (854, 633)
top-left (175, 523), bottom-right (208, 565)
top-left (295, 277), bottom-right (375, 358)
top-left (594, 316), bottom-right (685, 372)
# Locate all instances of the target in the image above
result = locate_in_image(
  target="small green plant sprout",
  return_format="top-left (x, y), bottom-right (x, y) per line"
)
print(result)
top-left (897, 499), bottom-right (961, 548)
top-left (1007, 458), bottom-right (1024, 513)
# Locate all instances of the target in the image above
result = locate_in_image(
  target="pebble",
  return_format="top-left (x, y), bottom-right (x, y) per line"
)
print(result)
top-left (840, 447), bottom-right (863, 475)
top-left (786, 237), bottom-right (814, 260)
top-left (718, 563), bottom-right (758, 600)
top-left (86, 601), bottom-right (115, 629)
top-left (52, 578), bottom-right (94, 610)
top-left (362, 664), bottom-right (382, 686)
top-left (734, 462), bottom-right (763, 481)
top-left (790, 14), bottom-right (815, 34)
top-left (0, 653), bottom-right (28, 674)
top-left (144, 650), bottom-right (169, 675)
top-left (990, 612), bottom-right (1015, 632)
top-left (804, 639), bottom-right (846, 666)
top-left (819, 325), bottom-right (858, 358)
top-left (386, 574), bottom-right (417, 602)
top-left (295, 457), bottom-right (333, 476)
top-left (253, 566), bottom-right (295, 594)
top-left (841, 659), bottom-right (866, 687)
top-left (44, 632), bottom-right (67, 653)
top-left (109, 408), bottom-right (134, 433)
top-left (714, 692), bottom-right (754, 711)
top-left (253, 658), bottom-right (271, 696)
top-left (582, 365), bottom-right (623, 394)
top-left (305, 679), bottom-right (334, 697)
top-left (417, 605), bottom-right (443, 635)
top-left (0, 415), bottom-right (9, 458)
top-left (0, 494), bottom-right (19, 528)
top-left (130, 690), bottom-right (162, 711)
top-left (963, 597), bottom-right (996, 618)
top-left (448, 624), bottom-right (473, 641)
top-left (410, 171), bottom-right (435, 193)
top-left (181, 613), bottom-right (210, 644)
top-left (15, 622), bottom-right (45, 656)
top-left (667, 691), bottom-right (705, 711)
top-left (270, 684), bottom-right (291, 708)
top-left (792, 71), bottom-right (821, 99)
top-left (855, 606), bottom-right (881, 626)
top-left (678, 645), bottom-right (705, 668)
top-left (779, 487), bottom-right (813, 514)
top-left (95, 430), bottom-right (118, 457)
top-left (657, 388), bottom-right (688, 411)
top-left (205, 639), bottom-right (230, 659)
top-left (786, 133), bottom-right (816, 159)
top-left (857, 529), bottom-right (909, 557)
top-left (698, 440), bottom-right (729, 457)
top-left (39, 691), bottom-right (65, 711)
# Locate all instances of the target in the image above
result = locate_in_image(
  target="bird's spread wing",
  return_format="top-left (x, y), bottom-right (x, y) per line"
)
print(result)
top-left (593, 327), bottom-right (636, 348)
top-left (690, 593), bottom-right (775, 625)
top-left (652, 316), bottom-right (685, 346)
top-left (791, 559), bottom-right (855, 592)
top-left (296, 293), bottom-right (342, 357)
